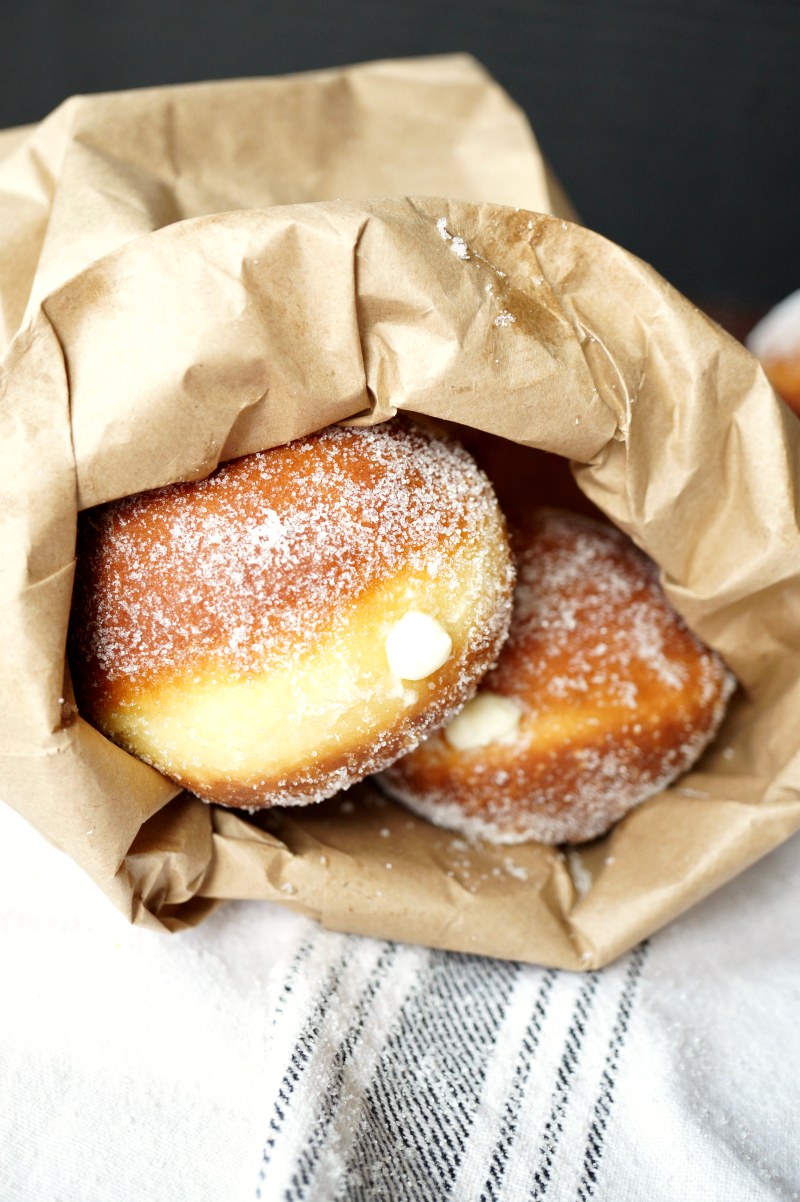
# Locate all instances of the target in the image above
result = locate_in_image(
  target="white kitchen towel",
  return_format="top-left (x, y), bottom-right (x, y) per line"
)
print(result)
top-left (1, 790), bottom-right (799, 1202)
top-left (255, 897), bottom-right (799, 1202)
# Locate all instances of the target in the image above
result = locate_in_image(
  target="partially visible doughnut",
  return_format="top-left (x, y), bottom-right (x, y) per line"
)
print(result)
top-left (746, 289), bottom-right (800, 416)
top-left (761, 356), bottom-right (800, 413)
top-left (380, 508), bottom-right (735, 844)
top-left (69, 420), bottom-right (514, 809)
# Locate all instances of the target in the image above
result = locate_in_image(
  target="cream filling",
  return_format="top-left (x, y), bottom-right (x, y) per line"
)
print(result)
top-left (444, 691), bottom-right (522, 750)
top-left (385, 612), bottom-right (452, 681)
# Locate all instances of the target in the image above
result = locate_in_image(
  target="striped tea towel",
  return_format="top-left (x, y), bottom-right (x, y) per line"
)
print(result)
top-left (254, 909), bottom-right (799, 1202)
top-left (3, 797), bottom-right (799, 1202)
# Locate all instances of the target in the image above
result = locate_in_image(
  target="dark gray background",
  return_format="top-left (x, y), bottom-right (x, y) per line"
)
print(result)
top-left (2, 0), bottom-right (797, 307)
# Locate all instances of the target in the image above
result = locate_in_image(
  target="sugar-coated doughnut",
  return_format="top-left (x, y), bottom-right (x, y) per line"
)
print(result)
top-left (746, 288), bottom-right (800, 415)
top-left (758, 355), bottom-right (800, 416)
top-left (379, 509), bottom-right (736, 844)
top-left (69, 420), bottom-right (514, 809)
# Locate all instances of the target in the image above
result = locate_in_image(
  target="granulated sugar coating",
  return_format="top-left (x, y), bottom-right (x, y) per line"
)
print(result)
top-left (380, 509), bottom-right (736, 844)
top-left (69, 419), bottom-right (514, 809)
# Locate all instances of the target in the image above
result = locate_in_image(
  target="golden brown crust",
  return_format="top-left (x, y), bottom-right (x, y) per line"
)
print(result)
top-left (69, 419), bottom-right (514, 808)
top-left (380, 509), bottom-right (736, 844)
top-left (761, 354), bottom-right (800, 413)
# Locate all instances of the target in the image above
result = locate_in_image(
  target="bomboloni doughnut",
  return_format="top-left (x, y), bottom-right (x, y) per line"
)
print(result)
top-left (68, 419), bottom-right (514, 809)
top-left (379, 508), bottom-right (735, 844)
top-left (746, 288), bottom-right (800, 416)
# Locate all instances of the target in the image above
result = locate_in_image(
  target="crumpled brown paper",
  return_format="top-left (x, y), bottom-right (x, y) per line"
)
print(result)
top-left (2, 57), bottom-right (799, 969)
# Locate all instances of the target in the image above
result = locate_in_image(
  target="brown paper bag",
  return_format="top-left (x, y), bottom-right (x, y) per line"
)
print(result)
top-left (2, 57), bottom-right (798, 969)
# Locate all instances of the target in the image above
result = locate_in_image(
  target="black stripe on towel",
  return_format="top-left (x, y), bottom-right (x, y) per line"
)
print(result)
top-left (480, 970), bottom-right (558, 1202)
top-left (341, 951), bottom-right (521, 1202)
top-left (575, 942), bottom-right (650, 1201)
top-left (284, 943), bottom-right (401, 1201)
top-left (256, 939), bottom-right (353, 1199)
top-left (530, 973), bottom-right (600, 1200)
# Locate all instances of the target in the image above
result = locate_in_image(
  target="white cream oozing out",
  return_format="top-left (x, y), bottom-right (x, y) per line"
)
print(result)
top-left (385, 612), bottom-right (452, 681)
top-left (444, 691), bottom-right (522, 750)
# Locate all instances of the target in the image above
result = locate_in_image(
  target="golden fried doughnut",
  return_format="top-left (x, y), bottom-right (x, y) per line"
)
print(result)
top-left (69, 420), bottom-right (514, 809)
top-left (758, 356), bottom-right (800, 415)
top-left (380, 508), bottom-right (735, 844)
top-left (747, 290), bottom-right (800, 416)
